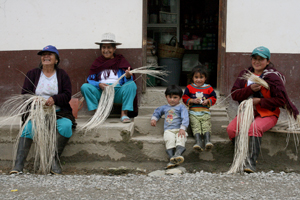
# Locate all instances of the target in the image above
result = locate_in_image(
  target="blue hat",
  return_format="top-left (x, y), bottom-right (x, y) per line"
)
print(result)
top-left (251, 46), bottom-right (270, 60)
top-left (37, 45), bottom-right (59, 56)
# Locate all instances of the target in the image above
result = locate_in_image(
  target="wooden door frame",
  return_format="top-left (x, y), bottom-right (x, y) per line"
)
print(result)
top-left (142, 0), bottom-right (148, 93)
top-left (217, 0), bottom-right (227, 94)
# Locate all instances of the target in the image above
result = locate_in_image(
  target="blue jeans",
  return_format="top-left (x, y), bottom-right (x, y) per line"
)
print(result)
top-left (80, 81), bottom-right (137, 111)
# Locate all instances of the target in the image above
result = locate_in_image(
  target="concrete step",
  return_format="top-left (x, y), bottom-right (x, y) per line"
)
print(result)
top-left (1, 114), bottom-right (300, 173)
top-left (134, 114), bottom-right (229, 136)
top-left (140, 86), bottom-right (225, 107)
top-left (140, 87), bottom-right (167, 106)
top-left (0, 116), bottom-right (135, 161)
top-left (130, 134), bottom-right (230, 162)
top-left (139, 105), bottom-right (228, 117)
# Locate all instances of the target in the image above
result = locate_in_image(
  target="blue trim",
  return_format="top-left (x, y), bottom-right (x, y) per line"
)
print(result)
top-left (191, 83), bottom-right (211, 90)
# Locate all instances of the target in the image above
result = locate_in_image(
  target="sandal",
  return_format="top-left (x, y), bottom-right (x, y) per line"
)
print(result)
top-left (120, 115), bottom-right (131, 123)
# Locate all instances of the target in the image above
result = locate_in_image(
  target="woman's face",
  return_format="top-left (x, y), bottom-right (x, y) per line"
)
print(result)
top-left (251, 55), bottom-right (270, 75)
top-left (41, 52), bottom-right (58, 67)
top-left (101, 44), bottom-right (116, 59)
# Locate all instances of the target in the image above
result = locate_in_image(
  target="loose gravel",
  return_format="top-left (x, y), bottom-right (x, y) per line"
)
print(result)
top-left (1, 171), bottom-right (300, 199)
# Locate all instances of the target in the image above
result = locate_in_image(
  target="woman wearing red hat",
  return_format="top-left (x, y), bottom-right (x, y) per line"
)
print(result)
top-left (9, 45), bottom-right (76, 175)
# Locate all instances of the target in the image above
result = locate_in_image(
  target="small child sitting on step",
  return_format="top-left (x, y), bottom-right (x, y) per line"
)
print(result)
top-left (150, 85), bottom-right (189, 169)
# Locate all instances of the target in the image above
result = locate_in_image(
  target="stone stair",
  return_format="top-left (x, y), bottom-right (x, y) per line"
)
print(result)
top-left (1, 87), bottom-right (299, 173)
top-left (130, 86), bottom-right (230, 163)
top-left (135, 86), bottom-right (229, 136)
top-left (0, 87), bottom-right (231, 172)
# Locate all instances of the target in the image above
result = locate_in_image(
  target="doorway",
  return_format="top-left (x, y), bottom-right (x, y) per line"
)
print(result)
top-left (145, 0), bottom-right (225, 90)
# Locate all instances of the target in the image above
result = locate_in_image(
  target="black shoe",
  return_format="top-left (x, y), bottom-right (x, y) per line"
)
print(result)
top-left (166, 162), bottom-right (177, 169)
top-left (204, 132), bottom-right (213, 150)
top-left (50, 133), bottom-right (69, 175)
top-left (165, 148), bottom-right (177, 168)
top-left (244, 136), bottom-right (261, 173)
top-left (166, 148), bottom-right (175, 159)
top-left (170, 145), bottom-right (186, 165)
top-left (10, 137), bottom-right (33, 174)
top-left (231, 137), bottom-right (235, 146)
top-left (193, 133), bottom-right (204, 151)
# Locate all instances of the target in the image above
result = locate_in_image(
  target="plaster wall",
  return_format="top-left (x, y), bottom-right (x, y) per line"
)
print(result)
top-left (226, 0), bottom-right (300, 53)
top-left (0, 0), bottom-right (144, 108)
top-left (0, 0), bottom-right (143, 50)
top-left (224, 0), bottom-right (300, 116)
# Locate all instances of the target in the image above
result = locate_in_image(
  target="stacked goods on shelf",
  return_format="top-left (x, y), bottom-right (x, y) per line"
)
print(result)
top-left (146, 37), bottom-right (158, 86)
top-left (147, 38), bottom-right (156, 56)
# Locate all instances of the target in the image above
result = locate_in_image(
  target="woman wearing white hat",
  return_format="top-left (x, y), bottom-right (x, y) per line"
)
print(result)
top-left (81, 33), bottom-right (137, 123)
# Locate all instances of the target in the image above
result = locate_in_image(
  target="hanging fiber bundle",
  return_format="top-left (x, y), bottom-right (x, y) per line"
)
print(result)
top-left (227, 71), bottom-right (269, 174)
top-left (80, 65), bottom-right (167, 132)
top-left (0, 94), bottom-right (57, 174)
top-left (227, 98), bottom-right (254, 174)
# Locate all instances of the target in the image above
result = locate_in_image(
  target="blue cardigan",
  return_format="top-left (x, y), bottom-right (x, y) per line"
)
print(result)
top-left (87, 69), bottom-right (133, 89)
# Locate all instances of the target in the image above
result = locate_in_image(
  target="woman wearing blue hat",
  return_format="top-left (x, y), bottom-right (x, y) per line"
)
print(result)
top-left (10, 45), bottom-right (76, 175)
top-left (226, 46), bottom-right (299, 173)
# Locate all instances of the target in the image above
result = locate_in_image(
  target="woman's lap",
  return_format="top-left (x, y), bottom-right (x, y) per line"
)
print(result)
top-left (81, 81), bottom-right (137, 111)
top-left (227, 115), bottom-right (278, 140)
top-left (21, 118), bottom-right (73, 139)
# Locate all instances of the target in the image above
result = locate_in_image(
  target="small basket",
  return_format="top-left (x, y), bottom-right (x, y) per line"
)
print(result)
top-left (158, 36), bottom-right (185, 59)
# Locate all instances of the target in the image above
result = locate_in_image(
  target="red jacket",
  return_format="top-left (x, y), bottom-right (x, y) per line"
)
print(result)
top-left (231, 67), bottom-right (285, 118)
top-left (183, 84), bottom-right (217, 112)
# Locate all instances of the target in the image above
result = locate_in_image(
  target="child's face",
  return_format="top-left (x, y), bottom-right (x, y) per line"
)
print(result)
top-left (166, 94), bottom-right (181, 106)
top-left (192, 72), bottom-right (206, 87)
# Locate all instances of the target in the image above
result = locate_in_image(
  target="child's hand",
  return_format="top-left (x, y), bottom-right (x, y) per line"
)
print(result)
top-left (202, 99), bottom-right (209, 106)
top-left (192, 98), bottom-right (201, 104)
top-left (151, 119), bottom-right (157, 126)
top-left (178, 129), bottom-right (186, 138)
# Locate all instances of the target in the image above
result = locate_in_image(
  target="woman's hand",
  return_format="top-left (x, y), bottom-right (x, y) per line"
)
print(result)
top-left (125, 67), bottom-right (132, 79)
top-left (178, 129), bottom-right (186, 138)
top-left (45, 97), bottom-right (55, 106)
top-left (99, 83), bottom-right (109, 90)
top-left (250, 83), bottom-right (261, 92)
top-left (252, 98), bottom-right (261, 106)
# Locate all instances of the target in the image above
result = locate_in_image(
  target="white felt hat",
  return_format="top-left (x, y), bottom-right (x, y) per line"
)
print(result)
top-left (95, 32), bottom-right (122, 45)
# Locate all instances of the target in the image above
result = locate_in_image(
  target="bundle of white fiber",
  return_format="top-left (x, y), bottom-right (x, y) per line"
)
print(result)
top-left (284, 108), bottom-right (300, 153)
top-left (80, 65), bottom-right (167, 132)
top-left (0, 94), bottom-right (56, 174)
top-left (241, 70), bottom-right (269, 90)
top-left (227, 98), bottom-right (254, 174)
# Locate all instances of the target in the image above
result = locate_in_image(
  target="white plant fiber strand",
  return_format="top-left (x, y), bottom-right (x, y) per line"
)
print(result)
top-left (284, 108), bottom-right (300, 153)
top-left (241, 70), bottom-right (269, 90)
top-left (80, 66), bottom-right (168, 132)
top-left (227, 98), bottom-right (254, 174)
top-left (0, 94), bottom-right (56, 174)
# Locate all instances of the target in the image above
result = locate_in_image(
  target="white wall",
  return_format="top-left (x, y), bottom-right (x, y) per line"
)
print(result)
top-left (226, 0), bottom-right (300, 53)
top-left (0, 0), bottom-right (143, 50)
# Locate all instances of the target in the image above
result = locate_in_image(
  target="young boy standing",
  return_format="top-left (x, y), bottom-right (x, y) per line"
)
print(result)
top-left (150, 85), bottom-right (189, 169)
